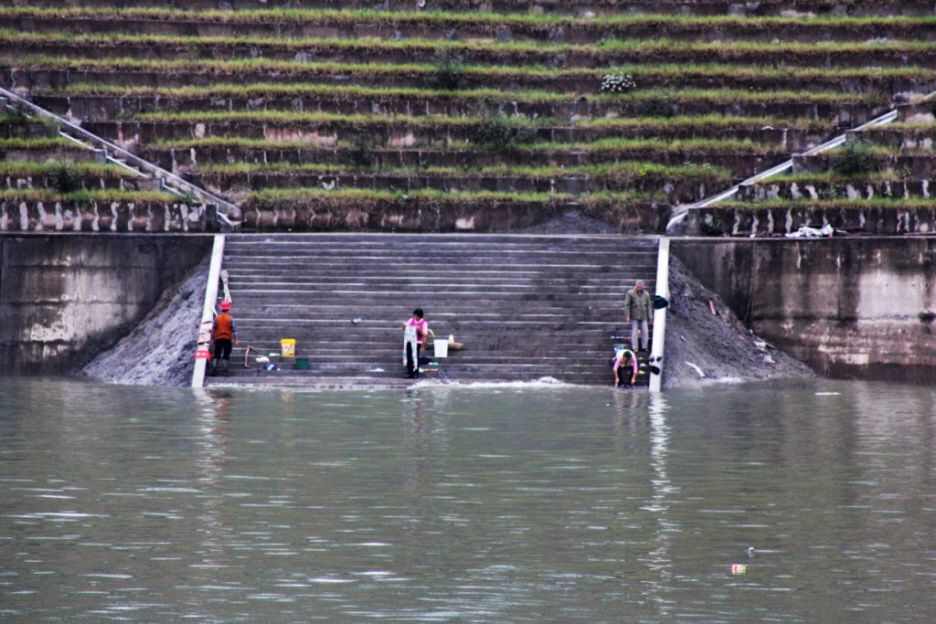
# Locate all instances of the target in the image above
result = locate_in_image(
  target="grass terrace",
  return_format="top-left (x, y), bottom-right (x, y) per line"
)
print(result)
top-left (5, 30), bottom-right (936, 69)
top-left (1, 2), bottom-right (934, 233)
top-left (0, 188), bottom-right (176, 202)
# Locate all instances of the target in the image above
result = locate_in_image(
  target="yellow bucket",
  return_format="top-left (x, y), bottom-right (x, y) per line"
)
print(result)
top-left (280, 339), bottom-right (296, 357)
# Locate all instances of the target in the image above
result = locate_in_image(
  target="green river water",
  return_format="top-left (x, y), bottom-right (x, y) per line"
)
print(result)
top-left (1, 376), bottom-right (934, 623)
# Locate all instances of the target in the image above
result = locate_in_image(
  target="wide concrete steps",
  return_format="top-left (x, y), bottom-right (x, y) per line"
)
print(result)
top-left (206, 233), bottom-right (658, 388)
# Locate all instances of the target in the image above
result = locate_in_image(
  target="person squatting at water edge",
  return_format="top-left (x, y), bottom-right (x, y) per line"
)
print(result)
top-left (211, 301), bottom-right (238, 376)
top-left (624, 279), bottom-right (653, 352)
top-left (613, 348), bottom-right (638, 389)
top-left (402, 308), bottom-right (428, 379)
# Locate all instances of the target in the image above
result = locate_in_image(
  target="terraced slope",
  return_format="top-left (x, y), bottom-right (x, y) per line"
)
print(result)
top-left (3, 1), bottom-right (934, 233)
top-left (696, 100), bottom-right (936, 236)
top-left (0, 105), bottom-right (206, 231)
top-left (207, 233), bottom-right (657, 387)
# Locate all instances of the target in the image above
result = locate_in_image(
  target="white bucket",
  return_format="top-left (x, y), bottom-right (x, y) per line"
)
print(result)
top-left (433, 340), bottom-right (449, 358)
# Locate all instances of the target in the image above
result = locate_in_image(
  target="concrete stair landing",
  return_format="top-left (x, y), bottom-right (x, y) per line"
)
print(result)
top-left (206, 234), bottom-right (658, 388)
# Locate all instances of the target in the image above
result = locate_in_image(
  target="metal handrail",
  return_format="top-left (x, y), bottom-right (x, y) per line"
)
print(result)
top-left (667, 107), bottom-right (902, 232)
top-left (0, 85), bottom-right (238, 231)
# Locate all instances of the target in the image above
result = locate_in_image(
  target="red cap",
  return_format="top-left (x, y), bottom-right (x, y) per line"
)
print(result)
top-left (219, 301), bottom-right (231, 310)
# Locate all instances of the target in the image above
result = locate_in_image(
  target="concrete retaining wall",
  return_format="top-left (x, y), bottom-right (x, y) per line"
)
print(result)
top-left (694, 204), bottom-right (936, 237)
top-left (0, 201), bottom-right (215, 233)
top-left (672, 238), bottom-right (936, 382)
top-left (3, 233), bottom-right (935, 382)
top-left (0, 234), bottom-right (210, 374)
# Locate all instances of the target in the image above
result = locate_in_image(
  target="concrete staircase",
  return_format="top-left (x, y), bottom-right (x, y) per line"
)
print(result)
top-left (206, 234), bottom-right (658, 388)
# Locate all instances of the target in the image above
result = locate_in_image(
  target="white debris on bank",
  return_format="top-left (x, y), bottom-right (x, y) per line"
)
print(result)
top-left (685, 362), bottom-right (706, 378)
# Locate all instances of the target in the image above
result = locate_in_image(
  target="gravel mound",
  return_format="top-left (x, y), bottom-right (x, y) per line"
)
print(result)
top-left (516, 209), bottom-right (619, 235)
top-left (79, 259), bottom-right (208, 387)
top-left (662, 256), bottom-right (816, 389)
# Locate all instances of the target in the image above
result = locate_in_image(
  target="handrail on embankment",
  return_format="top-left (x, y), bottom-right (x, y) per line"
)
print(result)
top-left (0, 86), bottom-right (238, 232)
top-left (666, 107), bottom-right (901, 234)
top-left (649, 237), bottom-right (670, 393)
top-left (192, 235), bottom-right (226, 388)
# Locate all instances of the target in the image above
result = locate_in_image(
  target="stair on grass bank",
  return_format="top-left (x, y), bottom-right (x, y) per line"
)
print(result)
top-left (205, 234), bottom-right (658, 388)
top-left (693, 101), bottom-right (936, 237)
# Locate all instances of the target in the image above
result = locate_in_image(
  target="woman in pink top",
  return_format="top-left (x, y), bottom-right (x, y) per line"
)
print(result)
top-left (402, 309), bottom-right (428, 378)
top-left (613, 348), bottom-right (638, 388)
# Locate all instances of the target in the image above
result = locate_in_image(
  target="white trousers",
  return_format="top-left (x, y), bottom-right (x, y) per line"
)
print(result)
top-left (631, 319), bottom-right (649, 350)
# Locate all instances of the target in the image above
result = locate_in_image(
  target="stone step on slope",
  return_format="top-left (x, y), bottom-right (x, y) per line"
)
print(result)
top-left (16, 0), bottom-right (916, 18)
top-left (12, 38), bottom-right (934, 72)
top-left (34, 94), bottom-right (883, 131)
top-left (206, 233), bottom-right (658, 387)
top-left (19, 66), bottom-right (926, 100)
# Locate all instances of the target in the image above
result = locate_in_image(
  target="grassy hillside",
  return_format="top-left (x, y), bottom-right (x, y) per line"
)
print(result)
top-left (1, 1), bottom-right (933, 233)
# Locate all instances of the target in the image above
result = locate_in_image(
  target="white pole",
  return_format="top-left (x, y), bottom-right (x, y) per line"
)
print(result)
top-left (191, 234), bottom-right (226, 388)
top-left (649, 237), bottom-right (670, 393)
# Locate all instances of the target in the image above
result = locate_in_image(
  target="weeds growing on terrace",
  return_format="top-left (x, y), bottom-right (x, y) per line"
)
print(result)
top-left (3, 6), bottom-right (936, 31)
top-left (9, 55), bottom-right (932, 85)
top-left (130, 110), bottom-right (823, 137)
top-left (590, 161), bottom-right (731, 184)
top-left (758, 171), bottom-right (904, 183)
top-left (243, 187), bottom-right (664, 215)
top-left (55, 82), bottom-right (573, 102)
top-left (150, 135), bottom-right (783, 157)
top-left (134, 109), bottom-right (543, 125)
top-left (348, 133), bottom-right (376, 169)
top-left (830, 139), bottom-right (877, 176)
top-left (9, 30), bottom-right (936, 56)
top-left (0, 189), bottom-right (176, 202)
top-left (243, 187), bottom-right (575, 210)
top-left (862, 122), bottom-right (936, 135)
top-left (50, 83), bottom-right (890, 108)
top-left (580, 114), bottom-right (827, 131)
top-left (543, 137), bottom-right (783, 155)
top-left (0, 162), bottom-right (130, 177)
top-left (424, 49), bottom-right (468, 91)
top-left (194, 161), bottom-right (729, 182)
top-left (46, 165), bottom-right (82, 193)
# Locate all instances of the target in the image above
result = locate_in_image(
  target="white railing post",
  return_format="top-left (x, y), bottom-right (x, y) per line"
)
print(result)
top-left (649, 237), bottom-right (670, 393)
top-left (192, 234), bottom-right (226, 387)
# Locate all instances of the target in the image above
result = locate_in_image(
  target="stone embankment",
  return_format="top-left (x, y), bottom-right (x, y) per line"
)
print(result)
top-left (0, 234), bottom-right (210, 374)
top-left (80, 225), bottom-right (813, 389)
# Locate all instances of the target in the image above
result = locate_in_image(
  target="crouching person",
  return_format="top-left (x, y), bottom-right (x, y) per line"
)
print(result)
top-left (613, 348), bottom-right (637, 389)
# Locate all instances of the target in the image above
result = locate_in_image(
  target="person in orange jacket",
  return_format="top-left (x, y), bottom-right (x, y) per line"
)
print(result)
top-left (211, 301), bottom-right (238, 376)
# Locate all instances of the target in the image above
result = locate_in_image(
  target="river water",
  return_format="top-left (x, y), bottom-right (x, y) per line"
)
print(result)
top-left (1, 376), bottom-right (935, 623)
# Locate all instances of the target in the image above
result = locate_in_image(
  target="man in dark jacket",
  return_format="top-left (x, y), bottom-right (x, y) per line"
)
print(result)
top-left (624, 280), bottom-right (653, 351)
